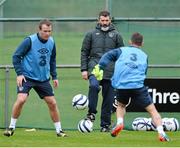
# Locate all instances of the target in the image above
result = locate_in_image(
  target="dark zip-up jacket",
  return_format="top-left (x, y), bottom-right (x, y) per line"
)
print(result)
top-left (81, 23), bottom-right (124, 79)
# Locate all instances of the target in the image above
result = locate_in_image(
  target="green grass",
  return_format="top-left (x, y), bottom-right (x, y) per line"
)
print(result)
top-left (0, 129), bottom-right (179, 147)
top-left (1, 34), bottom-right (180, 130)
top-left (1, 68), bottom-right (179, 130)
top-left (1, 28), bottom-right (180, 130)
top-left (1, 2), bottom-right (180, 146)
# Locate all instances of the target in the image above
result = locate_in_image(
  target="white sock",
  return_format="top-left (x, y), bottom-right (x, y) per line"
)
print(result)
top-left (54, 122), bottom-right (62, 133)
top-left (117, 117), bottom-right (123, 125)
top-left (9, 117), bottom-right (17, 129)
top-left (156, 126), bottom-right (165, 135)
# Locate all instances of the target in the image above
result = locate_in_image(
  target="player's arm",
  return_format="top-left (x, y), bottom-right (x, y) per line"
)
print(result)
top-left (80, 32), bottom-right (91, 72)
top-left (50, 43), bottom-right (57, 80)
top-left (99, 48), bottom-right (122, 69)
top-left (50, 43), bottom-right (58, 88)
top-left (145, 56), bottom-right (148, 75)
top-left (80, 32), bottom-right (92, 80)
top-left (12, 37), bottom-right (31, 76)
top-left (92, 48), bottom-right (122, 80)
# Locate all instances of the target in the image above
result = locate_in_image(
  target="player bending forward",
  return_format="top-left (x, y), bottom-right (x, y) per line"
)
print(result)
top-left (3, 19), bottom-right (67, 137)
top-left (92, 32), bottom-right (169, 142)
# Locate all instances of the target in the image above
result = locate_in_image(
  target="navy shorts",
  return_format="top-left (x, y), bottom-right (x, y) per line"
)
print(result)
top-left (17, 78), bottom-right (54, 99)
top-left (115, 86), bottom-right (153, 108)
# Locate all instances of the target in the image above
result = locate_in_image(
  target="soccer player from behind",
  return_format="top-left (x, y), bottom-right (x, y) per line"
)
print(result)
top-left (4, 19), bottom-right (67, 137)
top-left (92, 32), bottom-right (169, 141)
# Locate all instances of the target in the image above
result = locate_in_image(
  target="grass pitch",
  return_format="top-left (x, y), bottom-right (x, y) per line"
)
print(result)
top-left (0, 129), bottom-right (180, 147)
top-left (1, 31), bottom-right (180, 144)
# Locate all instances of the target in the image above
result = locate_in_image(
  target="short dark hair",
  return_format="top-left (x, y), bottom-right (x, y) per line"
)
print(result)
top-left (39, 19), bottom-right (52, 30)
top-left (131, 32), bottom-right (143, 46)
top-left (98, 10), bottom-right (111, 18)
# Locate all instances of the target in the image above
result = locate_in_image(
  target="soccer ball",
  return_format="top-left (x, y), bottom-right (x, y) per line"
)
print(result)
top-left (78, 119), bottom-right (93, 133)
top-left (163, 118), bottom-right (179, 131)
top-left (151, 117), bottom-right (179, 131)
top-left (132, 117), bottom-right (152, 131)
top-left (72, 94), bottom-right (89, 110)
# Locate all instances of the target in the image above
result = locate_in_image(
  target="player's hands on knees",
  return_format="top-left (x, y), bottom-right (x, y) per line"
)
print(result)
top-left (17, 75), bottom-right (26, 87)
top-left (92, 64), bottom-right (103, 81)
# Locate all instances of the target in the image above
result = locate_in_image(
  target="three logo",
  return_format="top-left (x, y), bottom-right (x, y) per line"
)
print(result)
top-left (148, 88), bottom-right (180, 104)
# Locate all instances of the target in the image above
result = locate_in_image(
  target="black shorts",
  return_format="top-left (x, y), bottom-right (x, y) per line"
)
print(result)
top-left (115, 86), bottom-right (153, 108)
top-left (17, 78), bottom-right (54, 99)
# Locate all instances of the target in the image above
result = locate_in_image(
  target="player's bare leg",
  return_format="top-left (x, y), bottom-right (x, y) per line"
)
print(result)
top-left (4, 93), bottom-right (28, 137)
top-left (44, 96), bottom-right (60, 122)
top-left (146, 104), bottom-right (169, 141)
top-left (44, 96), bottom-right (67, 137)
top-left (12, 93), bottom-right (28, 118)
top-left (111, 102), bottom-right (125, 137)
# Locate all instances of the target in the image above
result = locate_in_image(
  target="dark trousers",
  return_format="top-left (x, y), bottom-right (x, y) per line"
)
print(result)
top-left (88, 75), bottom-right (114, 127)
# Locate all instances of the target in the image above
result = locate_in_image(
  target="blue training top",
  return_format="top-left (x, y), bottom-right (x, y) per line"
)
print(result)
top-left (99, 46), bottom-right (148, 89)
top-left (12, 33), bottom-right (57, 82)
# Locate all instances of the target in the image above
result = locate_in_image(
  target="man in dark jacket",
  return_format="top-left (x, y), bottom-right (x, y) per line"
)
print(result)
top-left (80, 10), bottom-right (124, 132)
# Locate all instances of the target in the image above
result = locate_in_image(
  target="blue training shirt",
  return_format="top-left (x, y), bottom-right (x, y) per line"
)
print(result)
top-left (99, 46), bottom-right (148, 89)
top-left (12, 33), bottom-right (57, 82)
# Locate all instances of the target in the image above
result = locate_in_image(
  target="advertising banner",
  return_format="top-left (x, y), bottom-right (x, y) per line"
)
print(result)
top-left (126, 78), bottom-right (180, 112)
